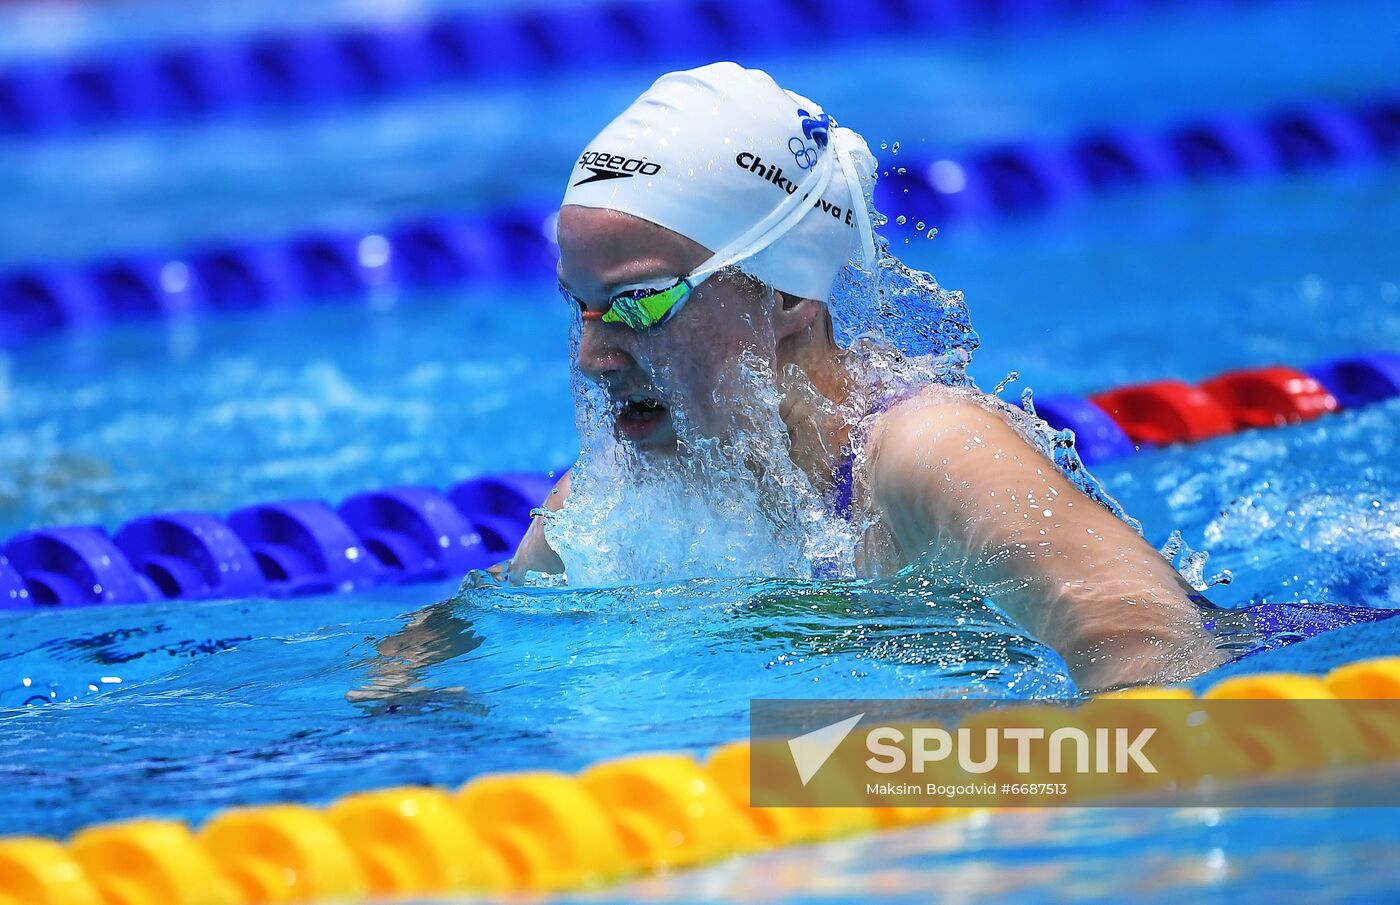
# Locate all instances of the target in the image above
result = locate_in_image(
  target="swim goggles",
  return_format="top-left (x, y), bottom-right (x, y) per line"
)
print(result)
top-left (561, 121), bottom-right (875, 331)
top-left (559, 276), bottom-right (696, 330)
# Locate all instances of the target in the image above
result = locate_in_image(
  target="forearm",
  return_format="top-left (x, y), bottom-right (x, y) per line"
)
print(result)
top-left (502, 469), bottom-right (571, 584)
top-left (504, 516), bottom-right (566, 584)
top-left (905, 511), bottom-right (1222, 692)
top-left (996, 567), bottom-right (1224, 692)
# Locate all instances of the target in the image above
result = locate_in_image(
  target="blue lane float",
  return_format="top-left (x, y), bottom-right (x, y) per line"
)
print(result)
top-left (190, 244), bottom-right (303, 309)
top-left (1069, 128), bottom-right (1179, 191)
top-left (884, 94), bottom-right (1400, 229)
top-left (1265, 103), bottom-right (1376, 171)
top-left (338, 486), bottom-right (492, 582)
top-left (2, 526), bottom-right (159, 607)
top-left (449, 473), bottom-right (557, 556)
top-left (3, 352), bottom-right (1398, 611)
top-left (0, 0), bottom-right (1217, 135)
top-left (5, 93), bottom-right (1399, 347)
top-left (383, 217), bottom-right (505, 287)
top-left (1167, 116), bottom-right (1278, 178)
top-left (0, 472), bottom-right (562, 610)
top-left (153, 44), bottom-right (252, 116)
top-left (1026, 395), bottom-right (1137, 465)
top-left (0, 268), bottom-right (104, 335)
top-left (1307, 352), bottom-right (1400, 410)
top-left (0, 207), bottom-right (558, 343)
top-left (89, 254), bottom-right (201, 319)
top-left (972, 143), bottom-right (1082, 213)
top-left (113, 513), bottom-right (267, 601)
top-left (226, 500), bottom-right (388, 598)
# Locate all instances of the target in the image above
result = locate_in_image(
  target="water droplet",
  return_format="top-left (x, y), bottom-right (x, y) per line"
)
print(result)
top-left (896, 215), bottom-right (907, 225)
top-left (891, 141), bottom-right (901, 154)
top-left (992, 371), bottom-right (1019, 394)
top-left (915, 221), bottom-right (926, 231)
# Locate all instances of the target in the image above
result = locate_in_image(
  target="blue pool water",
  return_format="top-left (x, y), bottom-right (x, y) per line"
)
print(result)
top-left (3, 0), bottom-right (1400, 901)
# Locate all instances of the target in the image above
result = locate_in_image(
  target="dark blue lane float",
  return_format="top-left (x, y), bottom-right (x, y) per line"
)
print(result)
top-left (0, 205), bottom-right (556, 343)
top-left (3, 353), bottom-right (1398, 611)
top-left (1028, 394), bottom-right (1137, 463)
top-left (337, 486), bottom-right (490, 584)
top-left (5, 94), bottom-right (1400, 346)
top-left (1308, 352), bottom-right (1400, 410)
top-left (2, 526), bottom-right (159, 606)
top-left (0, 0), bottom-right (1240, 135)
top-left (449, 473), bottom-right (557, 556)
top-left (226, 500), bottom-right (389, 597)
top-left (1069, 128), bottom-right (1179, 190)
top-left (902, 95), bottom-right (1400, 226)
top-left (88, 255), bottom-right (201, 319)
top-left (113, 513), bottom-right (267, 600)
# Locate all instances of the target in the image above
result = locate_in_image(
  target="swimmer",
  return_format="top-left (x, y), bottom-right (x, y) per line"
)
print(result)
top-left (503, 63), bottom-right (1224, 693)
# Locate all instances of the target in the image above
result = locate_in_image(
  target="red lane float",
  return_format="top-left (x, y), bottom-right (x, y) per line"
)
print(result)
top-left (1089, 380), bottom-right (1236, 445)
top-left (1200, 366), bottom-right (1339, 428)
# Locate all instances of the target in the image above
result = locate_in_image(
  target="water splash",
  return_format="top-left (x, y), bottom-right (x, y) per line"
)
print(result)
top-left (543, 335), bottom-right (861, 584)
top-left (992, 371), bottom-right (1019, 394)
top-left (1018, 386), bottom-right (1142, 532)
top-left (1159, 529), bottom-right (1234, 592)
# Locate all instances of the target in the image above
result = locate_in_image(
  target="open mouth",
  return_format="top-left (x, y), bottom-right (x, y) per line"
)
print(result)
top-left (615, 393), bottom-right (669, 441)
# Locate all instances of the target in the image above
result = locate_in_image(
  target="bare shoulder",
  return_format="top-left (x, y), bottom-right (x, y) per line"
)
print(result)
top-left (865, 386), bottom-right (1040, 501)
top-left (860, 385), bottom-right (1079, 559)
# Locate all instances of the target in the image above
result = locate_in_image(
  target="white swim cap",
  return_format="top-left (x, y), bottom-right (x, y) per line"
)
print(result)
top-left (561, 61), bottom-right (877, 302)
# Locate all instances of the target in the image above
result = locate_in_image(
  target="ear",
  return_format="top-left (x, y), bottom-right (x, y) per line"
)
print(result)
top-left (772, 291), bottom-right (822, 342)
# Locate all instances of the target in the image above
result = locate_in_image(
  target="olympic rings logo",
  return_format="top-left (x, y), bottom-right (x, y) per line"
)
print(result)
top-left (789, 136), bottom-right (819, 170)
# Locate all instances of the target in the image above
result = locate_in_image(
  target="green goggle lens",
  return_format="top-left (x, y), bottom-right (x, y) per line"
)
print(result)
top-left (561, 279), bottom-right (694, 330)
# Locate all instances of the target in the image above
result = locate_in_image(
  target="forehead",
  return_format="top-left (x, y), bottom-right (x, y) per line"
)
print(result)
top-left (556, 205), bottom-right (712, 296)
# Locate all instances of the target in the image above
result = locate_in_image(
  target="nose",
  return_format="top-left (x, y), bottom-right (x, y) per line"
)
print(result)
top-left (577, 319), bottom-right (636, 386)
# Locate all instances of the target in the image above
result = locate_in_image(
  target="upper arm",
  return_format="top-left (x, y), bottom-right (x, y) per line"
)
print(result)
top-left (502, 470), bottom-right (571, 584)
top-left (867, 394), bottom-right (1218, 689)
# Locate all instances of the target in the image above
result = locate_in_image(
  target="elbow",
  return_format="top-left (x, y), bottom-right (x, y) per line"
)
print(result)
top-left (1018, 581), bottom-right (1225, 694)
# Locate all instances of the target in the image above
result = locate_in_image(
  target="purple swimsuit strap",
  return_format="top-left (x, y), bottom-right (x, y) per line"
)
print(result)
top-left (832, 451), bottom-right (856, 520)
top-left (829, 388), bottom-right (921, 521)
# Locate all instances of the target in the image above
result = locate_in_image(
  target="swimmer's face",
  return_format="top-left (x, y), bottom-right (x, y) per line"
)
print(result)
top-left (557, 205), bottom-right (778, 453)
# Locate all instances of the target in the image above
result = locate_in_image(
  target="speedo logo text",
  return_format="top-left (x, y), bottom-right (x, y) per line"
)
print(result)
top-left (573, 150), bottom-right (661, 186)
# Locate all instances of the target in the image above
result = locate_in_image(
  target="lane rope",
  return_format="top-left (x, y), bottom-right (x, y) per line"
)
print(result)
top-left (0, 0), bottom-right (1287, 137)
top-left (4, 93), bottom-right (1397, 346)
top-left (2, 656), bottom-right (1398, 903)
top-left (3, 352), bottom-right (1397, 611)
